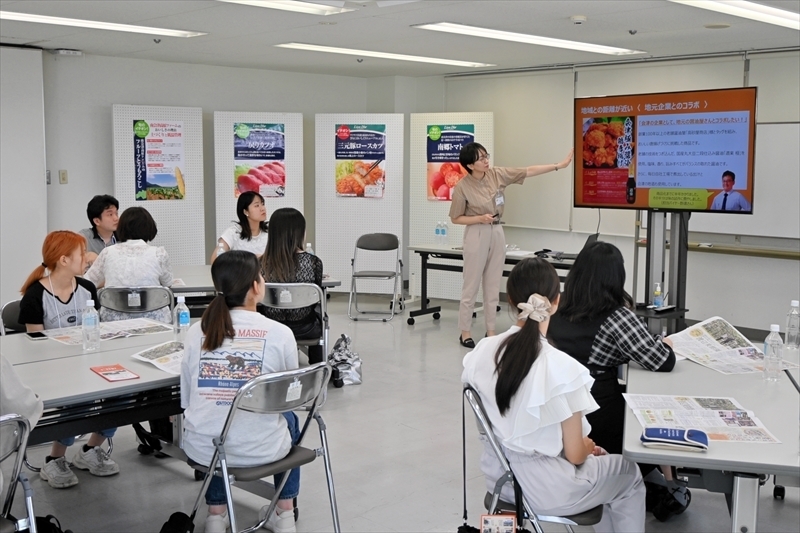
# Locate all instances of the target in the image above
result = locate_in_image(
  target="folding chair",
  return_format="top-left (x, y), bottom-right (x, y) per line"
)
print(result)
top-left (462, 385), bottom-right (602, 533)
top-left (188, 363), bottom-right (340, 533)
top-left (1, 300), bottom-right (24, 335)
top-left (97, 286), bottom-right (174, 317)
top-left (262, 283), bottom-right (328, 363)
top-left (347, 233), bottom-right (402, 322)
top-left (1, 414), bottom-right (37, 533)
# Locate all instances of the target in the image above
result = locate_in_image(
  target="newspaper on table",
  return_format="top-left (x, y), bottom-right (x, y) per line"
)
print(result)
top-left (623, 394), bottom-right (780, 444)
top-left (669, 316), bottom-right (799, 375)
top-left (131, 341), bottom-right (184, 375)
top-left (44, 318), bottom-right (172, 346)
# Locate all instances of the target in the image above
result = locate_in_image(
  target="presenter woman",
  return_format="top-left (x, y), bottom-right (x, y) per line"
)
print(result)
top-left (450, 142), bottom-right (573, 347)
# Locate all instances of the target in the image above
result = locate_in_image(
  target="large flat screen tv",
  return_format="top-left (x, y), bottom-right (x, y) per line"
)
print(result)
top-left (574, 87), bottom-right (756, 213)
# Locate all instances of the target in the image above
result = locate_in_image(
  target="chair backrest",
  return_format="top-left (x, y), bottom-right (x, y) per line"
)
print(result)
top-left (0, 300), bottom-right (24, 334)
top-left (262, 283), bottom-right (324, 312)
top-left (97, 286), bottom-right (174, 314)
top-left (0, 414), bottom-right (31, 515)
top-left (463, 385), bottom-right (514, 473)
top-left (355, 233), bottom-right (399, 252)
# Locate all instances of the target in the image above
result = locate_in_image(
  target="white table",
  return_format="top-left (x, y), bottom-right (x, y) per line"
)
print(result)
top-left (172, 264), bottom-right (341, 294)
top-left (623, 361), bottom-right (800, 532)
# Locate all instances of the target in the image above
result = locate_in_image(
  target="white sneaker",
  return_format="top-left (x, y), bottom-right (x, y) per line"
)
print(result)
top-left (205, 512), bottom-right (230, 533)
top-left (260, 506), bottom-right (296, 533)
top-left (71, 446), bottom-right (120, 477)
top-left (40, 456), bottom-right (79, 489)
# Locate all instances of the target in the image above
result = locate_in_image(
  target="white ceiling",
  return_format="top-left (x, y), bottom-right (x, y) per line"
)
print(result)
top-left (1, 0), bottom-right (798, 78)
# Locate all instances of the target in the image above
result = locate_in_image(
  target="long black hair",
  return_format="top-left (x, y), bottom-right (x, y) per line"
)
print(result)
top-left (557, 241), bottom-right (633, 323)
top-left (260, 208), bottom-right (305, 283)
top-left (201, 251), bottom-right (262, 351)
top-left (236, 191), bottom-right (268, 241)
top-left (494, 257), bottom-right (561, 416)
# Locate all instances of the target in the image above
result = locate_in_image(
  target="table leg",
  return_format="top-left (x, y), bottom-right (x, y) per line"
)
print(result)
top-left (409, 252), bottom-right (442, 321)
top-left (730, 473), bottom-right (760, 533)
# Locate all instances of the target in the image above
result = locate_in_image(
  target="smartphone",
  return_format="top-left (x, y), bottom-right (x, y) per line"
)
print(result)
top-left (25, 331), bottom-right (48, 341)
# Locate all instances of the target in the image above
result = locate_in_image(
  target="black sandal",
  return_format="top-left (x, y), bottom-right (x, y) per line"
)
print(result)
top-left (459, 335), bottom-right (476, 348)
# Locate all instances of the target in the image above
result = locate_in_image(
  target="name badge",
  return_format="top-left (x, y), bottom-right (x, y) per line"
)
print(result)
top-left (286, 379), bottom-right (302, 402)
top-left (279, 289), bottom-right (292, 304)
top-left (127, 292), bottom-right (142, 307)
top-left (495, 190), bottom-right (505, 206)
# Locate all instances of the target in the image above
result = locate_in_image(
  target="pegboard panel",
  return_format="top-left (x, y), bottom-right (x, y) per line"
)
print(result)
top-left (213, 112), bottom-right (304, 240)
top-left (409, 113), bottom-right (494, 301)
top-left (315, 114), bottom-right (404, 294)
top-left (112, 105), bottom-right (205, 265)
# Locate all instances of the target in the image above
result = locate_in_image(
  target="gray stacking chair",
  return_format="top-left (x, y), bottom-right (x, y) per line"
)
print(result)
top-left (262, 282), bottom-right (328, 362)
top-left (0, 300), bottom-right (24, 335)
top-left (347, 233), bottom-right (402, 322)
top-left (463, 385), bottom-right (603, 533)
top-left (97, 286), bottom-right (174, 316)
top-left (188, 363), bottom-right (340, 533)
top-left (1, 414), bottom-right (37, 533)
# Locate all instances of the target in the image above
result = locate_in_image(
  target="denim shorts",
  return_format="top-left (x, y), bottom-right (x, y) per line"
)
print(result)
top-left (57, 427), bottom-right (117, 447)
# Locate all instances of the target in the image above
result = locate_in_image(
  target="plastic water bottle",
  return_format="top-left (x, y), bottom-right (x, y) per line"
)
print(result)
top-left (785, 300), bottom-right (800, 352)
top-left (653, 282), bottom-right (664, 308)
top-left (82, 300), bottom-right (99, 351)
top-left (173, 296), bottom-right (190, 343)
top-left (216, 241), bottom-right (226, 258)
top-left (441, 222), bottom-right (448, 245)
top-left (763, 324), bottom-right (783, 383)
top-left (435, 221), bottom-right (443, 245)
top-left (305, 242), bottom-right (315, 255)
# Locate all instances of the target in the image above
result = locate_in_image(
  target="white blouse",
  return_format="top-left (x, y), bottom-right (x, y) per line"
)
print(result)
top-left (220, 224), bottom-right (268, 257)
top-left (85, 240), bottom-right (174, 323)
top-left (462, 326), bottom-right (599, 457)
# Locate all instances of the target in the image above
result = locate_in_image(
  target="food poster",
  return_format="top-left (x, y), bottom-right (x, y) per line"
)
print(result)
top-left (233, 123), bottom-right (286, 198)
top-left (133, 120), bottom-right (185, 201)
top-left (427, 124), bottom-right (472, 201)
top-left (334, 124), bottom-right (386, 198)
top-left (580, 117), bottom-right (635, 205)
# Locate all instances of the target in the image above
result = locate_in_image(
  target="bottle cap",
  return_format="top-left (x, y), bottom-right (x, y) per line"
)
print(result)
top-left (792, 300), bottom-right (799, 307)
top-left (177, 296), bottom-right (186, 303)
top-left (86, 299), bottom-right (94, 306)
top-left (654, 282), bottom-right (661, 291)
top-left (770, 324), bottom-right (780, 332)
top-left (306, 243), bottom-right (312, 248)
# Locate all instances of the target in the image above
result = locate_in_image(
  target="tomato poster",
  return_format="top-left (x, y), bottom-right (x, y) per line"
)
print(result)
top-left (427, 124), bottom-right (473, 201)
top-left (134, 120), bottom-right (185, 201)
top-left (233, 123), bottom-right (286, 198)
top-left (334, 124), bottom-right (386, 198)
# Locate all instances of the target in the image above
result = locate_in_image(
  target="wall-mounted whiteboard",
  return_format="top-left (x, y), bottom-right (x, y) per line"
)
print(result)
top-left (213, 112), bottom-right (303, 241)
top-left (690, 122), bottom-right (799, 239)
top-left (112, 105), bottom-right (205, 265)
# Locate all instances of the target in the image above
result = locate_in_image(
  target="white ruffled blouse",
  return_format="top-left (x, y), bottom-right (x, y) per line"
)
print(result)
top-left (462, 326), bottom-right (599, 457)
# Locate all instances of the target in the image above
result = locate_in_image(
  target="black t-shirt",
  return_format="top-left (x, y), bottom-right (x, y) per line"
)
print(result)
top-left (19, 277), bottom-right (99, 330)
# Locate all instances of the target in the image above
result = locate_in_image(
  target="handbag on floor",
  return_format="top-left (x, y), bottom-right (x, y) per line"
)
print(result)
top-left (329, 334), bottom-right (362, 388)
top-left (159, 511), bottom-right (195, 533)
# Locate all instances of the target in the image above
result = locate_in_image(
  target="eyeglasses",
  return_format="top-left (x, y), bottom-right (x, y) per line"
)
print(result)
top-left (478, 153), bottom-right (490, 162)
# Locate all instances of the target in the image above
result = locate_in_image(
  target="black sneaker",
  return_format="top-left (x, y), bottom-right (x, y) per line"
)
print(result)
top-left (645, 481), bottom-right (668, 512)
top-left (653, 487), bottom-right (691, 522)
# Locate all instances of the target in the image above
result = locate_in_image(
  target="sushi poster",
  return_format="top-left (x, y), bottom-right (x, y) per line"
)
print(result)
top-left (334, 124), bottom-right (386, 198)
top-left (233, 123), bottom-right (286, 198)
top-left (427, 124), bottom-right (473, 201)
top-left (134, 120), bottom-right (185, 201)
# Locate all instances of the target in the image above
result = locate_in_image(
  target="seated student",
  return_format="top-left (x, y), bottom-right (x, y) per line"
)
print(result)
top-left (210, 191), bottom-right (269, 262)
top-left (546, 241), bottom-right (688, 521)
top-left (18, 230), bottom-right (119, 489)
top-left (462, 258), bottom-right (644, 533)
top-left (181, 251), bottom-right (300, 533)
top-left (259, 208), bottom-right (325, 364)
top-left (85, 206), bottom-right (174, 324)
top-left (78, 194), bottom-right (119, 268)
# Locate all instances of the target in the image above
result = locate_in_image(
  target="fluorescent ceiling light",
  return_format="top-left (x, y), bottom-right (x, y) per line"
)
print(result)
top-left (667, 1), bottom-right (800, 30)
top-left (0, 10), bottom-right (206, 37)
top-left (217, 0), bottom-right (354, 16)
top-left (275, 42), bottom-right (494, 67)
top-left (413, 22), bottom-right (646, 56)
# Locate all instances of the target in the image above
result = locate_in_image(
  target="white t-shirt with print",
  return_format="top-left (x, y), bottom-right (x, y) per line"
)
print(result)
top-left (180, 309), bottom-right (298, 466)
top-left (220, 224), bottom-right (268, 257)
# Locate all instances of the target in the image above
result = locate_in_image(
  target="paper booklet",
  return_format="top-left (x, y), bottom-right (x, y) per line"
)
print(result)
top-left (131, 341), bottom-right (184, 375)
top-left (91, 364), bottom-right (140, 382)
top-left (44, 318), bottom-right (173, 346)
top-left (668, 316), bottom-right (799, 375)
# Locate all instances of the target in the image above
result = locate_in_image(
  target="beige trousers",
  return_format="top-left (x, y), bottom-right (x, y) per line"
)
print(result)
top-left (459, 223), bottom-right (506, 332)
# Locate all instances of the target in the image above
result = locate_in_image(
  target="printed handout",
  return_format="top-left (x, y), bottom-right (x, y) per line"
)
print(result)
top-left (44, 318), bottom-right (172, 346)
top-left (131, 341), bottom-right (184, 375)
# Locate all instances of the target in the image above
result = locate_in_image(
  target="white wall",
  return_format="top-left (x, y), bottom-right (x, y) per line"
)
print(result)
top-left (1, 47), bottom-right (48, 309)
top-left (41, 53), bottom-right (368, 253)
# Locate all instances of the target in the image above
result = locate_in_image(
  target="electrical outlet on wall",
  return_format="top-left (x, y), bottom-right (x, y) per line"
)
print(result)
top-left (58, 170), bottom-right (68, 184)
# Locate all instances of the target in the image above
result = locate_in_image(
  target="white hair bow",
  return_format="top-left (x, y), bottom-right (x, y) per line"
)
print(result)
top-left (517, 293), bottom-right (551, 322)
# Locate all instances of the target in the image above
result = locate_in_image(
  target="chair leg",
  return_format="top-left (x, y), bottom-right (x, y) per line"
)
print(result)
top-left (347, 278), bottom-right (357, 319)
top-left (314, 412), bottom-right (341, 533)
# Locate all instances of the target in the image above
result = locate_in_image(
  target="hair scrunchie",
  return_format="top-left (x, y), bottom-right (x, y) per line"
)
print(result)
top-left (517, 293), bottom-right (551, 322)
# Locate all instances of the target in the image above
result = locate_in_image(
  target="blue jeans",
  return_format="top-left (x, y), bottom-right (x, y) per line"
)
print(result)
top-left (58, 427), bottom-right (117, 447)
top-left (204, 412), bottom-right (300, 506)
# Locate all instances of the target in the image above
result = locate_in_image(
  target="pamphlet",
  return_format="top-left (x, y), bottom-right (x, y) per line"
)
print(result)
top-left (91, 364), bottom-right (140, 382)
top-left (131, 341), bottom-right (184, 375)
top-left (623, 394), bottom-right (779, 443)
top-left (44, 318), bottom-right (172, 346)
top-left (668, 316), bottom-right (799, 374)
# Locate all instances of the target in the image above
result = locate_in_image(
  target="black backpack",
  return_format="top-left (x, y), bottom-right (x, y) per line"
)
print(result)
top-left (159, 511), bottom-right (195, 533)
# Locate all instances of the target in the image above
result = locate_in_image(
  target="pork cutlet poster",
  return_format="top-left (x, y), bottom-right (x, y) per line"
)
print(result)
top-left (427, 124), bottom-right (473, 201)
top-left (134, 120), bottom-right (186, 201)
top-left (334, 124), bottom-right (386, 198)
top-left (233, 123), bottom-right (286, 198)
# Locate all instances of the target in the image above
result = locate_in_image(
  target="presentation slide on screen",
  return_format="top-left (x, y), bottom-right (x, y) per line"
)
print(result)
top-left (574, 88), bottom-right (756, 212)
